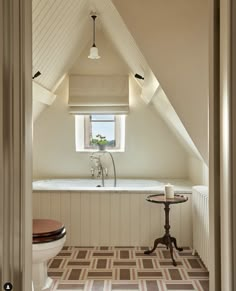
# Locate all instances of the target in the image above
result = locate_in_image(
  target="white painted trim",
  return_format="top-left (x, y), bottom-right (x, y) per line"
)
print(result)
top-left (33, 81), bottom-right (56, 105)
top-left (220, 0), bottom-right (233, 289)
top-left (209, 0), bottom-right (221, 290)
top-left (232, 0), bottom-right (236, 288)
top-left (141, 69), bottom-right (159, 104)
top-left (52, 73), bottom-right (67, 93)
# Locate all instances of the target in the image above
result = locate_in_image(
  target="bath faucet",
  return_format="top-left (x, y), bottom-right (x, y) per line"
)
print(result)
top-left (90, 167), bottom-right (95, 178)
top-left (97, 168), bottom-right (102, 177)
top-left (89, 151), bottom-right (116, 187)
top-left (104, 167), bottom-right (108, 177)
top-left (98, 163), bottom-right (105, 187)
top-left (90, 154), bottom-right (105, 186)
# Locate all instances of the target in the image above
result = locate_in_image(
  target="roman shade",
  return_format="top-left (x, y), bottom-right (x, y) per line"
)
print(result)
top-left (68, 75), bottom-right (129, 114)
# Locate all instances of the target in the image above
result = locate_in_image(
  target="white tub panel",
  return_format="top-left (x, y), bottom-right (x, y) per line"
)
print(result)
top-left (60, 192), bottom-right (71, 245)
top-left (33, 193), bottom-right (41, 218)
top-left (40, 192), bottom-right (51, 218)
top-left (150, 202), bottom-right (162, 243)
top-left (80, 193), bottom-right (91, 246)
top-left (100, 193), bottom-right (111, 245)
top-left (70, 193), bottom-right (81, 246)
top-left (139, 194), bottom-right (151, 246)
top-left (51, 193), bottom-right (61, 221)
top-left (90, 193), bottom-right (100, 246)
top-left (169, 201), bottom-right (180, 242)
top-left (120, 194), bottom-right (131, 246)
top-left (110, 193), bottom-right (120, 246)
top-left (130, 194), bottom-right (141, 246)
top-left (33, 191), bottom-right (193, 247)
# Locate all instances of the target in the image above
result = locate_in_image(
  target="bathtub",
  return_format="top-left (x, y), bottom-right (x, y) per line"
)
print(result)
top-left (33, 178), bottom-right (192, 193)
top-left (33, 178), bottom-right (193, 247)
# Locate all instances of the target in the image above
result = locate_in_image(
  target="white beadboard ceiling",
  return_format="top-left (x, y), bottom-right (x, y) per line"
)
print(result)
top-left (32, 0), bottom-right (157, 97)
top-left (33, 0), bottom-right (90, 90)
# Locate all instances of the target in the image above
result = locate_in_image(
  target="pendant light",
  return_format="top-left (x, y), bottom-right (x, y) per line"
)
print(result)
top-left (88, 14), bottom-right (100, 59)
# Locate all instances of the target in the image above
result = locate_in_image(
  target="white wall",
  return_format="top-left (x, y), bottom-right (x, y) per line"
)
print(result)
top-left (188, 156), bottom-right (208, 185)
top-left (33, 76), bottom-right (189, 179)
top-left (33, 31), bottom-right (189, 179)
top-left (113, 0), bottom-right (209, 164)
top-left (151, 88), bottom-right (203, 160)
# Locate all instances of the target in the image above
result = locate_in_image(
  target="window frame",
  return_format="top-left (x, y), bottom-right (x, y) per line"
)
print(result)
top-left (84, 115), bottom-right (121, 150)
top-left (75, 115), bottom-right (125, 152)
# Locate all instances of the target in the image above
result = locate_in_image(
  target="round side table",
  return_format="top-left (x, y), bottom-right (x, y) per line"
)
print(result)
top-left (144, 194), bottom-right (188, 266)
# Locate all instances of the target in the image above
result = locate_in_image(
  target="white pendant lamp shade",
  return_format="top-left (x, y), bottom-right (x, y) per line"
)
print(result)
top-left (88, 14), bottom-right (100, 59)
top-left (88, 45), bottom-right (100, 59)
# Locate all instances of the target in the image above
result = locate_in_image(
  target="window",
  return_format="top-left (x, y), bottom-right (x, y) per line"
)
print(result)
top-left (75, 115), bottom-right (126, 152)
top-left (85, 115), bottom-right (117, 149)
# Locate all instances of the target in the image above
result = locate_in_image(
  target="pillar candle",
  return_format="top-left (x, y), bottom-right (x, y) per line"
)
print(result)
top-left (165, 184), bottom-right (174, 198)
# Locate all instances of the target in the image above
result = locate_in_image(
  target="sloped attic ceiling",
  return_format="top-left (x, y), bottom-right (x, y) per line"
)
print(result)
top-left (112, 0), bottom-right (209, 164)
top-left (32, 0), bottom-right (157, 99)
top-left (32, 0), bottom-right (203, 161)
top-left (33, 0), bottom-right (91, 90)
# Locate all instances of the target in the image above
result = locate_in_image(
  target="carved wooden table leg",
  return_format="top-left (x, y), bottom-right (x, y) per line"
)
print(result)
top-left (144, 202), bottom-right (183, 266)
top-left (144, 237), bottom-right (163, 255)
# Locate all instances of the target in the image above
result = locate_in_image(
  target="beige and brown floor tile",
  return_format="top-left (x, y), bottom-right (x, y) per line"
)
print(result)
top-left (48, 246), bottom-right (209, 291)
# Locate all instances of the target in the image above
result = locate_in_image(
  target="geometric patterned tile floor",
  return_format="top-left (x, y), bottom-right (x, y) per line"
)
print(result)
top-left (48, 246), bottom-right (209, 291)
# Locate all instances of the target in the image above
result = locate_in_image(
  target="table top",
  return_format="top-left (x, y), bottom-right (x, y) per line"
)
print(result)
top-left (146, 194), bottom-right (188, 204)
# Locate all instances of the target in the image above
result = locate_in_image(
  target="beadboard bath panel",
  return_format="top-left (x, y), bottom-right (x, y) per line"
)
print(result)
top-left (33, 191), bottom-right (192, 247)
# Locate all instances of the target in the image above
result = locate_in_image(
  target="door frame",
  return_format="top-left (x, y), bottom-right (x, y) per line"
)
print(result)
top-left (0, 0), bottom-right (32, 290)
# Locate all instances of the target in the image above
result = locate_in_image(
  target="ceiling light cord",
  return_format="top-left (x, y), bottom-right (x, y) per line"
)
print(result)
top-left (92, 15), bottom-right (96, 47)
top-left (88, 14), bottom-right (100, 59)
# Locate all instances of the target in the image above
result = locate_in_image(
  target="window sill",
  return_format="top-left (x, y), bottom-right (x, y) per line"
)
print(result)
top-left (76, 149), bottom-right (125, 153)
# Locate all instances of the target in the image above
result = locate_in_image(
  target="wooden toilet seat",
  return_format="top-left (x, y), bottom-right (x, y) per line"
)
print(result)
top-left (33, 219), bottom-right (66, 244)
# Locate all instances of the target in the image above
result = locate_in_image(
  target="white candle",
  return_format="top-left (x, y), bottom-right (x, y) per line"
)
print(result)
top-left (165, 183), bottom-right (174, 198)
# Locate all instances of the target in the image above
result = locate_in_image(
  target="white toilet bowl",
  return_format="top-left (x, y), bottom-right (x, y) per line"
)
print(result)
top-left (32, 219), bottom-right (66, 291)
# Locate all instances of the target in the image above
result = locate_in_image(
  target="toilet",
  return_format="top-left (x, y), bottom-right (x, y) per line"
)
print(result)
top-left (32, 219), bottom-right (66, 291)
